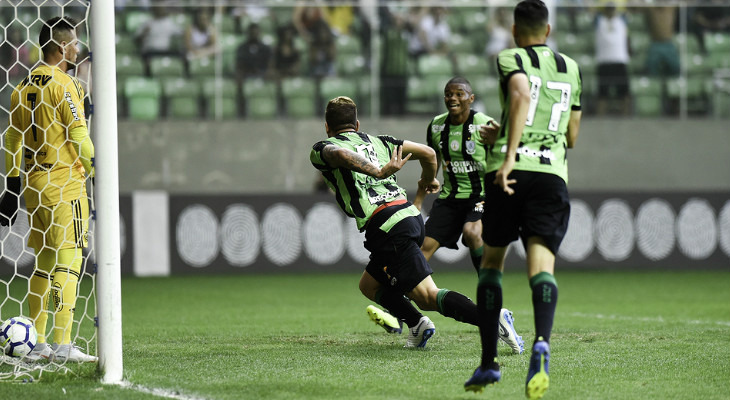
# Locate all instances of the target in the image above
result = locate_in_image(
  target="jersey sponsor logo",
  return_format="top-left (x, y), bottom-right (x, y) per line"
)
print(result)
top-left (473, 201), bottom-right (484, 213)
top-left (499, 144), bottom-right (557, 162)
top-left (20, 74), bottom-right (52, 87)
top-left (64, 91), bottom-right (81, 121)
top-left (431, 124), bottom-right (445, 133)
top-left (445, 160), bottom-right (484, 174)
top-left (368, 189), bottom-right (402, 205)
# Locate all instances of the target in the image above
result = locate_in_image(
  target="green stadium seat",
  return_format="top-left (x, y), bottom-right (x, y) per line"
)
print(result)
top-left (124, 76), bottom-right (161, 120)
top-left (458, 54), bottom-right (490, 76)
top-left (213, 13), bottom-right (237, 33)
top-left (188, 57), bottom-right (217, 77)
top-left (666, 76), bottom-right (705, 99)
top-left (674, 33), bottom-right (701, 55)
top-left (631, 75), bottom-right (663, 117)
top-left (162, 77), bottom-right (201, 119)
top-left (116, 55), bottom-right (146, 77)
top-left (471, 77), bottom-right (502, 117)
top-left (124, 10), bottom-right (151, 33)
top-left (704, 32), bottom-right (730, 53)
top-left (634, 95), bottom-right (663, 117)
top-left (336, 34), bottom-right (362, 55)
top-left (149, 56), bottom-right (186, 77)
top-left (406, 75), bottom-right (446, 114)
top-left (320, 77), bottom-right (358, 105)
top-left (202, 77), bottom-right (238, 119)
top-left (115, 33), bottom-right (136, 55)
top-left (418, 54), bottom-right (453, 76)
top-left (281, 77), bottom-right (317, 118)
top-left (243, 78), bottom-right (278, 119)
top-left (336, 54), bottom-right (366, 77)
top-left (448, 33), bottom-right (475, 54)
top-left (461, 9), bottom-right (487, 33)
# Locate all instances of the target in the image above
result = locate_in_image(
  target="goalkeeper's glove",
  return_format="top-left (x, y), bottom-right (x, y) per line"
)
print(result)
top-left (0, 176), bottom-right (21, 226)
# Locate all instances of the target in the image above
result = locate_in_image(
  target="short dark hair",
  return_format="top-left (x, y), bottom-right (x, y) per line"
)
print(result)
top-left (39, 16), bottom-right (77, 58)
top-left (514, 0), bottom-right (548, 36)
top-left (325, 96), bottom-right (358, 132)
top-left (445, 77), bottom-right (472, 94)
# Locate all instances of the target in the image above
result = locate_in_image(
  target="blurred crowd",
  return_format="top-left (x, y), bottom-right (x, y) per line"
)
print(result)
top-left (1, 1), bottom-right (729, 119)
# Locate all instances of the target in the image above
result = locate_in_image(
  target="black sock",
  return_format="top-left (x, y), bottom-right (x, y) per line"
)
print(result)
top-left (469, 246), bottom-right (483, 273)
top-left (530, 272), bottom-right (558, 343)
top-left (476, 268), bottom-right (503, 367)
top-left (436, 289), bottom-right (478, 325)
top-left (376, 288), bottom-right (423, 327)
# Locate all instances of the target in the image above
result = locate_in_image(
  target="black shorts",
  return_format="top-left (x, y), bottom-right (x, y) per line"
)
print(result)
top-left (364, 204), bottom-right (432, 293)
top-left (597, 63), bottom-right (630, 97)
top-left (424, 197), bottom-right (484, 249)
top-left (481, 170), bottom-right (570, 255)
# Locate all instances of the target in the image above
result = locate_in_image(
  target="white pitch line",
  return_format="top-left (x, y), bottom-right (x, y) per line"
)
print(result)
top-left (565, 311), bottom-right (730, 327)
top-left (117, 381), bottom-right (208, 400)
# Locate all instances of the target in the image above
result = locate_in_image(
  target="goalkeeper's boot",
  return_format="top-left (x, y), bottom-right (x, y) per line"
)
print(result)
top-left (366, 305), bottom-right (403, 334)
top-left (464, 362), bottom-right (501, 392)
top-left (525, 337), bottom-right (550, 400)
top-left (51, 343), bottom-right (98, 363)
top-left (404, 316), bottom-right (435, 348)
top-left (23, 342), bottom-right (52, 362)
top-left (498, 308), bottom-right (525, 354)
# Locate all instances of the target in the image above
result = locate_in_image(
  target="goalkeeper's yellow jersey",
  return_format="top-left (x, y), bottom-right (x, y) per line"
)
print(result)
top-left (8, 64), bottom-right (88, 208)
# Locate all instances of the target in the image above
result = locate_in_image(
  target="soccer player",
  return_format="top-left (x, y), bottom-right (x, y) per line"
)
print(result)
top-left (311, 96), bottom-right (481, 349)
top-left (463, 1), bottom-right (582, 398)
top-left (409, 76), bottom-right (523, 354)
top-left (0, 16), bottom-right (97, 363)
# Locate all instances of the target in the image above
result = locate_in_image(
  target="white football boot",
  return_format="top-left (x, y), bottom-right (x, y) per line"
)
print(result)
top-left (498, 308), bottom-right (525, 354)
top-left (51, 343), bottom-right (98, 363)
top-left (404, 316), bottom-right (435, 348)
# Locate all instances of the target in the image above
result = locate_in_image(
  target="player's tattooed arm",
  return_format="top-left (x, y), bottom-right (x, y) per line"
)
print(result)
top-left (321, 144), bottom-right (411, 179)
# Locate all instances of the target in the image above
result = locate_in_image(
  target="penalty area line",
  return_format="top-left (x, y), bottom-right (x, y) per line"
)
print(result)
top-left (118, 381), bottom-right (208, 400)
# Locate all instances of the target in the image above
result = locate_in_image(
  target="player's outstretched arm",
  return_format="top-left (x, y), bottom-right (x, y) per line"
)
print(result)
top-left (401, 140), bottom-right (440, 194)
top-left (566, 110), bottom-right (582, 148)
top-left (320, 144), bottom-right (410, 180)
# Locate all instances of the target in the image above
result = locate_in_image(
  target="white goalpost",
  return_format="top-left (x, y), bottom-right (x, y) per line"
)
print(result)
top-left (0, 0), bottom-right (122, 383)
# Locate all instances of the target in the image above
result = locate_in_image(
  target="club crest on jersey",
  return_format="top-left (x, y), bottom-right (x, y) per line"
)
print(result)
top-left (450, 139), bottom-right (460, 151)
top-left (465, 140), bottom-right (476, 155)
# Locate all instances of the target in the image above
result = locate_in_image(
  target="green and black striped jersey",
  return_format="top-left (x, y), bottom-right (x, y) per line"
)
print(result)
top-left (426, 109), bottom-right (494, 199)
top-left (310, 131), bottom-right (415, 231)
top-left (492, 44), bottom-right (582, 183)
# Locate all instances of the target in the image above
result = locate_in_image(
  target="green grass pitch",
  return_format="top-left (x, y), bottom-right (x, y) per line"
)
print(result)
top-left (1, 269), bottom-right (729, 399)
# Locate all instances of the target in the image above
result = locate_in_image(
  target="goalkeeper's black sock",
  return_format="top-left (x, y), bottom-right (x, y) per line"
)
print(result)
top-left (476, 268), bottom-right (503, 368)
top-left (375, 287), bottom-right (422, 327)
top-left (436, 289), bottom-right (478, 325)
top-left (530, 272), bottom-right (558, 343)
top-left (469, 245), bottom-right (484, 273)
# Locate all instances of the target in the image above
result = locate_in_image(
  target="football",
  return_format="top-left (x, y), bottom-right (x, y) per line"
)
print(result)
top-left (1, 317), bottom-right (38, 357)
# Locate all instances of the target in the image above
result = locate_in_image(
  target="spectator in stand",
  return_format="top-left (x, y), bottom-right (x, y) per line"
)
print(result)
top-left (408, 7), bottom-right (452, 74)
top-left (380, 8), bottom-right (410, 116)
top-left (644, 5), bottom-right (680, 77)
top-left (307, 19), bottom-right (337, 78)
top-left (690, 0), bottom-right (730, 55)
top-left (594, 2), bottom-right (631, 116)
top-left (235, 23), bottom-right (272, 81)
top-left (485, 7), bottom-right (516, 72)
top-left (272, 24), bottom-right (302, 78)
top-left (184, 8), bottom-right (218, 60)
top-left (134, 6), bottom-right (184, 76)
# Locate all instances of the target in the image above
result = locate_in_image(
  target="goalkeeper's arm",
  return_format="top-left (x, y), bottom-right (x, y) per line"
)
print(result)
top-left (69, 126), bottom-right (95, 177)
top-left (1, 127), bottom-right (23, 226)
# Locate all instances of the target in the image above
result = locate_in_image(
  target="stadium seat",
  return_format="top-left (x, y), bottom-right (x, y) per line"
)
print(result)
top-left (320, 77), bottom-right (358, 105)
top-left (149, 56), bottom-right (186, 77)
top-left (632, 76), bottom-right (663, 117)
top-left (281, 77), bottom-right (317, 118)
top-left (336, 54), bottom-right (366, 77)
top-left (162, 78), bottom-right (201, 119)
top-left (471, 76), bottom-right (502, 117)
top-left (116, 54), bottom-right (146, 77)
top-left (418, 54), bottom-right (453, 76)
top-left (448, 33), bottom-right (474, 55)
top-left (124, 76), bottom-right (162, 120)
top-left (115, 33), bottom-right (136, 56)
top-left (124, 10), bottom-right (151, 33)
top-left (336, 34), bottom-right (362, 55)
top-left (406, 75), bottom-right (446, 114)
top-left (458, 54), bottom-right (490, 76)
top-left (704, 32), bottom-right (730, 54)
top-left (461, 9), bottom-right (487, 34)
top-left (213, 13), bottom-right (237, 33)
top-left (188, 57), bottom-right (217, 77)
top-left (202, 77), bottom-right (238, 119)
top-left (243, 78), bottom-right (278, 119)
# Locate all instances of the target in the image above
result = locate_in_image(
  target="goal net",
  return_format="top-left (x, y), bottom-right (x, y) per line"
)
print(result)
top-left (0, 0), bottom-right (97, 381)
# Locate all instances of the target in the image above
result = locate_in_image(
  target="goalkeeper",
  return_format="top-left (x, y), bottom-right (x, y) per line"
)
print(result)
top-left (1, 16), bottom-right (97, 363)
top-left (311, 96), bottom-right (481, 349)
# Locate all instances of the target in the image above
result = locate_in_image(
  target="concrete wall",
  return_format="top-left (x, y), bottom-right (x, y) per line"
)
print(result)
top-left (117, 117), bottom-right (730, 194)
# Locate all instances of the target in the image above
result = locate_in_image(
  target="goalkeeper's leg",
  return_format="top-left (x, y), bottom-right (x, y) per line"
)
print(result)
top-left (29, 249), bottom-right (55, 344)
top-left (51, 248), bottom-right (83, 345)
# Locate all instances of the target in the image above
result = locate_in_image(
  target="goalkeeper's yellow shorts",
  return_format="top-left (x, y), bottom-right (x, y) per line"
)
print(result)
top-left (27, 198), bottom-right (89, 251)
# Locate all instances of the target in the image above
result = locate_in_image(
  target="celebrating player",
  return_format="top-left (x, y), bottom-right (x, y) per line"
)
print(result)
top-left (310, 96), bottom-right (482, 349)
top-left (463, 0), bottom-right (582, 397)
top-left (411, 76), bottom-right (524, 354)
top-left (0, 16), bottom-right (97, 363)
